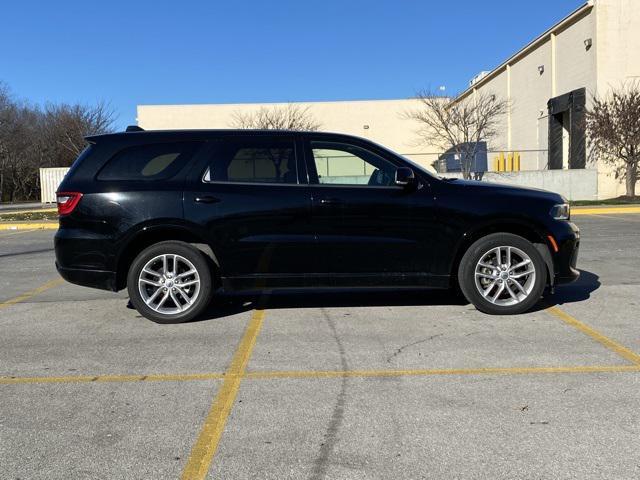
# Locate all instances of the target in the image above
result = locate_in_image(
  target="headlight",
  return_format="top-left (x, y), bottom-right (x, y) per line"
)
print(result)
top-left (550, 203), bottom-right (570, 220)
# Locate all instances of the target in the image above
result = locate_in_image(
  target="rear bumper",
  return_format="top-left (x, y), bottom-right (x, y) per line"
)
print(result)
top-left (56, 263), bottom-right (117, 291)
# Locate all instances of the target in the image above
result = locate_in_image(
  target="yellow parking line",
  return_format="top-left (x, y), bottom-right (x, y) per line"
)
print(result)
top-left (181, 309), bottom-right (265, 480)
top-left (246, 364), bottom-right (640, 379)
top-left (0, 372), bottom-right (226, 385)
top-left (546, 306), bottom-right (640, 365)
top-left (572, 207), bottom-right (640, 215)
top-left (0, 278), bottom-right (64, 310)
top-left (2, 364), bottom-right (639, 386)
top-left (0, 223), bottom-right (58, 231)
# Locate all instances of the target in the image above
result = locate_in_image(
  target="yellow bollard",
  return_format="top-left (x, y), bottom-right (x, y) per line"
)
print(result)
top-left (498, 152), bottom-right (505, 172)
top-left (507, 153), bottom-right (513, 172)
top-left (514, 152), bottom-right (521, 171)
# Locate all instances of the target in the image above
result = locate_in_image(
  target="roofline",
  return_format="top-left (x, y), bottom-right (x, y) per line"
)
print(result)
top-left (136, 98), bottom-right (415, 109)
top-left (453, 1), bottom-right (594, 103)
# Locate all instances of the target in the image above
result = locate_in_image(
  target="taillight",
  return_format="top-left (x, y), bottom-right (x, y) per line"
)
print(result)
top-left (56, 192), bottom-right (83, 216)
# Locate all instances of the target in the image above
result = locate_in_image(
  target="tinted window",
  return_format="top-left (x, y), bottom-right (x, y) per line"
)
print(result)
top-left (311, 141), bottom-right (397, 186)
top-left (204, 139), bottom-right (297, 184)
top-left (98, 142), bottom-right (200, 181)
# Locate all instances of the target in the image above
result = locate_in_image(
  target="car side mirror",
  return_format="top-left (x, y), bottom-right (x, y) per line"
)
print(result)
top-left (395, 167), bottom-right (416, 187)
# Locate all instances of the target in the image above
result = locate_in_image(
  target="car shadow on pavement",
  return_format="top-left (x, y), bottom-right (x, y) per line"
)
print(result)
top-left (533, 269), bottom-right (601, 312)
top-left (194, 288), bottom-right (468, 322)
top-left (191, 269), bottom-right (600, 322)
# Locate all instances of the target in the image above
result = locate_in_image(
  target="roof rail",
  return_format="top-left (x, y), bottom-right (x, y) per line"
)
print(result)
top-left (125, 125), bottom-right (145, 132)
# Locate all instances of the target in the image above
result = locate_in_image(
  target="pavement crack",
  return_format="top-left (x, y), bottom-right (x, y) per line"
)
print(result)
top-left (386, 334), bottom-right (443, 363)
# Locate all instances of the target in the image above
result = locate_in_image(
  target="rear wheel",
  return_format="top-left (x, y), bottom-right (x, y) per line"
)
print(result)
top-left (127, 241), bottom-right (212, 323)
top-left (458, 233), bottom-right (546, 315)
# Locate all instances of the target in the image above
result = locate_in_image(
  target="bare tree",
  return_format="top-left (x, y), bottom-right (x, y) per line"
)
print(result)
top-left (404, 90), bottom-right (509, 179)
top-left (587, 83), bottom-right (640, 197)
top-left (230, 103), bottom-right (321, 131)
top-left (43, 101), bottom-right (116, 159)
top-left (0, 81), bottom-right (116, 201)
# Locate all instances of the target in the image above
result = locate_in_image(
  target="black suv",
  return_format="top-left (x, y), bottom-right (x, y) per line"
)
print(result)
top-left (55, 129), bottom-right (579, 323)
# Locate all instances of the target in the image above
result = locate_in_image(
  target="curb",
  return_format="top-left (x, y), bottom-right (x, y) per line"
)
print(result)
top-left (0, 223), bottom-right (58, 231)
top-left (572, 206), bottom-right (640, 215)
top-left (0, 208), bottom-right (57, 216)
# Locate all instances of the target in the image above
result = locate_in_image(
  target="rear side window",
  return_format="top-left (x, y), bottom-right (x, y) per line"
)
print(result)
top-left (203, 138), bottom-right (297, 184)
top-left (97, 142), bottom-right (200, 181)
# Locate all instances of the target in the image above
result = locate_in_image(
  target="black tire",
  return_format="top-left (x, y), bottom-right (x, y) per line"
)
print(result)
top-left (127, 241), bottom-right (213, 323)
top-left (458, 233), bottom-right (547, 315)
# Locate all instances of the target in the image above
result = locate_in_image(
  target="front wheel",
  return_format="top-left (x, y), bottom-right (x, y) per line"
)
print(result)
top-left (458, 233), bottom-right (547, 315)
top-left (127, 241), bottom-right (212, 323)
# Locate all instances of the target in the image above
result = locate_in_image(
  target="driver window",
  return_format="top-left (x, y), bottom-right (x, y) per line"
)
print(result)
top-left (310, 141), bottom-right (397, 186)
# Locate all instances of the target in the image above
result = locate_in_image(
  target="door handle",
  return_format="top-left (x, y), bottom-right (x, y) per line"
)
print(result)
top-left (319, 198), bottom-right (343, 205)
top-left (194, 195), bottom-right (220, 204)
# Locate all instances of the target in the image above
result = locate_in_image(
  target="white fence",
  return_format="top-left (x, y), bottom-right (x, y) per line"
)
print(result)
top-left (39, 167), bottom-right (70, 203)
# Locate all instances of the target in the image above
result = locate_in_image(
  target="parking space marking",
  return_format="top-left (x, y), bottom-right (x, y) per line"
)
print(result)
top-left (0, 278), bottom-right (64, 310)
top-left (180, 309), bottom-right (265, 480)
top-left (546, 306), bottom-right (640, 365)
top-left (4, 364), bottom-right (639, 386)
top-left (0, 372), bottom-right (225, 385)
top-left (246, 364), bottom-right (640, 379)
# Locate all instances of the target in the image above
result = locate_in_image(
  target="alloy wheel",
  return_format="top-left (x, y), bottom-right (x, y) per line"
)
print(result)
top-left (138, 254), bottom-right (201, 315)
top-left (473, 246), bottom-right (536, 306)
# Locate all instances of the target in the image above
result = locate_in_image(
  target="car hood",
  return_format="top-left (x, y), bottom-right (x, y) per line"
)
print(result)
top-left (440, 178), bottom-right (565, 203)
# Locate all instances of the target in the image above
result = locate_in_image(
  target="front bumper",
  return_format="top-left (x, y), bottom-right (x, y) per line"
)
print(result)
top-left (552, 221), bottom-right (580, 284)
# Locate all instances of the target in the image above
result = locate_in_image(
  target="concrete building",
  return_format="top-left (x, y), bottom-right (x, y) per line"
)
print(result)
top-left (137, 0), bottom-right (640, 200)
top-left (453, 0), bottom-right (640, 199)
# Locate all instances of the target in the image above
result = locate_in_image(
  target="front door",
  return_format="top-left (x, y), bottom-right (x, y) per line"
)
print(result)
top-left (184, 136), bottom-right (315, 290)
top-left (304, 137), bottom-right (434, 287)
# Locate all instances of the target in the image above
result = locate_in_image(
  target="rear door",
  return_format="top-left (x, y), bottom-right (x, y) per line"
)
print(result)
top-left (303, 136), bottom-right (430, 286)
top-left (184, 135), bottom-right (315, 290)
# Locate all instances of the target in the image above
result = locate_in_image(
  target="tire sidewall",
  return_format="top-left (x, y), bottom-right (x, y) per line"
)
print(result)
top-left (458, 233), bottom-right (547, 315)
top-left (127, 241), bottom-right (212, 323)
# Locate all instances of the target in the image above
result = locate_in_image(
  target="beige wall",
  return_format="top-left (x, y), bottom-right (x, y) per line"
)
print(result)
top-left (596, 0), bottom-right (640, 94)
top-left (555, 10), bottom-right (597, 98)
top-left (594, 0), bottom-right (640, 197)
top-left (509, 38), bottom-right (553, 170)
top-left (137, 99), bottom-right (441, 172)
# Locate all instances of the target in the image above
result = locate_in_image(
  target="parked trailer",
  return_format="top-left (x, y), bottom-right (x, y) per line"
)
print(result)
top-left (39, 167), bottom-right (70, 203)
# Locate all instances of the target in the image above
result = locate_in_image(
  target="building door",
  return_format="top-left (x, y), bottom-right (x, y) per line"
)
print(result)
top-left (547, 88), bottom-right (586, 170)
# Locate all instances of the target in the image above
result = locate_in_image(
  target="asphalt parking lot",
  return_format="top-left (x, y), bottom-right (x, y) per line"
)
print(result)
top-left (1, 213), bottom-right (639, 479)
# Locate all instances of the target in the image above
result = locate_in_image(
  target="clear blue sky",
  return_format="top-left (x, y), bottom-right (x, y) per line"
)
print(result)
top-left (1, 0), bottom-right (584, 129)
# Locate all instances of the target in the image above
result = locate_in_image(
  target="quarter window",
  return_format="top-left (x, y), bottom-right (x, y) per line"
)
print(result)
top-left (204, 139), bottom-right (297, 184)
top-left (98, 142), bottom-right (200, 181)
top-left (310, 141), bottom-right (397, 186)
